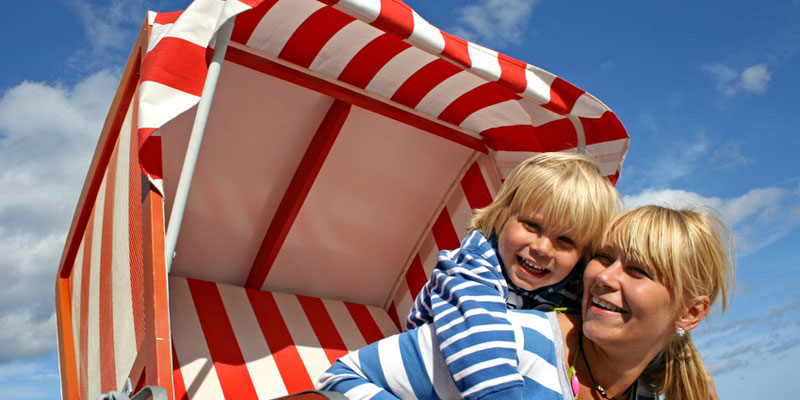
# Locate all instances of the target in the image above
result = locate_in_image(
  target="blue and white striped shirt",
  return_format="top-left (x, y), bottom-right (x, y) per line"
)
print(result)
top-left (318, 311), bottom-right (571, 400)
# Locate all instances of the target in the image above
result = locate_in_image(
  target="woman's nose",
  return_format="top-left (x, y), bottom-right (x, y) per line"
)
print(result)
top-left (595, 260), bottom-right (622, 289)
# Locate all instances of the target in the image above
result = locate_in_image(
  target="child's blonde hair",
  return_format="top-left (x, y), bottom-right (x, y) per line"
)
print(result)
top-left (600, 205), bottom-right (735, 399)
top-left (470, 152), bottom-right (619, 257)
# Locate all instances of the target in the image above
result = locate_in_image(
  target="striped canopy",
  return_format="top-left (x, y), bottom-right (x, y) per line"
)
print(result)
top-left (137, 0), bottom-right (628, 307)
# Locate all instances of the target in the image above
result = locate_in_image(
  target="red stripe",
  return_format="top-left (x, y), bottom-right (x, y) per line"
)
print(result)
top-left (337, 33), bottom-right (411, 89)
top-left (128, 120), bottom-right (145, 348)
top-left (246, 101), bottom-right (350, 289)
top-left (297, 296), bottom-right (349, 364)
top-left (437, 82), bottom-right (520, 127)
top-left (187, 279), bottom-right (258, 399)
top-left (372, 0), bottom-right (415, 38)
top-left (226, 47), bottom-right (487, 154)
top-left (231, 0), bottom-right (279, 44)
top-left (405, 255), bottom-right (428, 300)
top-left (79, 211), bottom-right (94, 399)
top-left (237, 0), bottom-right (263, 7)
top-left (541, 77), bottom-right (584, 115)
top-left (247, 289), bottom-right (314, 392)
top-left (432, 207), bottom-right (461, 251)
top-left (140, 37), bottom-right (207, 96)
top-left (497, 55), bottom-right (528, 94)
top-left (581, 112), bottom-right (628, 144)
top-left (99, 146), bottom-right (118, 393)
top-left (344, 302), bottom-right (385, 344)
top-left (279, 6), bottom-right (355, 68)
top-left (481, 121), bottom-right (578, 152)
top-left (387, 301), bottom-right (402, 332)
top-left (138, 133), bottom-right (162, 183)
top-left (172, 343), bottom-right (189, 400)
top-left (460, 161), bottom-right (494, 211)
top-left (440, 31), bottom-right (471, 69)
top-left (153, 11), bottom-right (182, 25)
top-left (390, 58), bottom-right (462, 109)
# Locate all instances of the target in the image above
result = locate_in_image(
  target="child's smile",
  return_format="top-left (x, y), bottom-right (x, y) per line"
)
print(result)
top-left (498, 207), bottom-right (583, 291)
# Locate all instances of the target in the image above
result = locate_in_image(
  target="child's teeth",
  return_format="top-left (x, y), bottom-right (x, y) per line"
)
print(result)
top-left (519, 256), bottom-right (546, 274)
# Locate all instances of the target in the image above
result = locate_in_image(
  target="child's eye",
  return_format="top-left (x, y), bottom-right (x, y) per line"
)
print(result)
top-left (557, 236), bottom-right (576, 247)
top-left (522, 220), bottom-right (540, 232)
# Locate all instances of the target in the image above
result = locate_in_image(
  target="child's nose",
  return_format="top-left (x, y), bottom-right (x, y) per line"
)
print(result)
top-left (529, 234), bottom-right (554, 257)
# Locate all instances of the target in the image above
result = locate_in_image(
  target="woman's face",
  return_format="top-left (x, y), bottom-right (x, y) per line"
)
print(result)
top-left (581, 243), bottom-right (678, 351)
top-left (497, 206), bottom-right (583, 291)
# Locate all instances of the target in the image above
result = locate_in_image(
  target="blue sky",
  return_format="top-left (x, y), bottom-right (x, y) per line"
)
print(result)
top-left (1, 0), bottom-right (798, 398)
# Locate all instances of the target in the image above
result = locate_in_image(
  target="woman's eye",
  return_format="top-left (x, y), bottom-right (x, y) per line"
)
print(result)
top-left (593, 253), bottom-right (613, 265)
top-left (627, 266), bottom-right (651, 279)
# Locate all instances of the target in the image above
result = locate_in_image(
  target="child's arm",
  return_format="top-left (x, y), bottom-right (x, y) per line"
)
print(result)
top-left (407, 231), bottom-right (524, 400)
top-left (317, 359), bottom-right (402, 400)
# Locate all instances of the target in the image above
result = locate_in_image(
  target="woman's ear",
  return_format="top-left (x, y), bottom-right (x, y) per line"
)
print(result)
top-left (677, 295), bottom-right (711, 332)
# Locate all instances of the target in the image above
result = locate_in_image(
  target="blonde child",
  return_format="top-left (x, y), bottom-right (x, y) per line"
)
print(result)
top-left (404, 152), bottom-right (619, 400)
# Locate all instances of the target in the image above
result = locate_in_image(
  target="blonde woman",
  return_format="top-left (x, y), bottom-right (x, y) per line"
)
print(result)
top-left (319, 205), bottom-right (734, 400)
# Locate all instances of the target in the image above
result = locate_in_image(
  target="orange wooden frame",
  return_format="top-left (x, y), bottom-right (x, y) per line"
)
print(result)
top-left (55, 20), bottom-right (174, 399)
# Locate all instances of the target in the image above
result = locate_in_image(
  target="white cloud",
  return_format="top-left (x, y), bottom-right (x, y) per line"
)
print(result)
top-left (740, 63), bottom-right (771, 94)
top-left (623, 186), bottom-right (799, 255)
top-left (450, 0), bottom-right (539, 48)
top-left (640, 135), bottom-right (709, 186)
top-left (703, 62), bottom-right (772, 97)
top-left (0, 70), bottom-right (117, 361)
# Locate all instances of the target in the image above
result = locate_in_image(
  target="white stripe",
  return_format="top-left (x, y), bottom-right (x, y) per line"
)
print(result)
top-left (461, 375), bottom-right (524, 398)
top-left (169, 277), bottom-right (226, 399)
top-left (217, 283), bottom-right (288, 398)
top-left (246, 0), bottom-right (324, 55)
top-left (368, 305), bottom-right (400, 337)
top-left (424, 324), bottom-right (461, 399)
top-left (522, 66), bottom-right (555, 104)
top-left (409, 11), bottom-right (445, 54)
top-left (445, 183), bottom-right (471, 242)
top-left (439, 324), bottom-right (514, 349)
top-left (86, 177), bottom-right (105, 400)
top-left (572, 93), bottom-right (609, 118)
top-left (518, 348), bottom-right (562, 394)
top-left (138, 81), bottom-right (200, 130)
top-left (310, 20), bottom-right (383, 79)
top-left (148, 21), bottom-right (175, 53)
top-left (392, 289), bottom-right (413, 331)
top-left (112, 107), bottom-right (136, 388)
top-left (272, 293), bottom-right (331, 382)
top-left (443, 340), bottom-right (517, 364)
top-left (71, 239), bottom-right (84, 387)
top-left (365, 48), bottom-right (438, 99)
top-left (436, 308), bottom-right (508, 333)
top-left (460, 100), bottom-right (531, 134)
top-left (155, 0), bottom-right (226, 50)
top-left (476, 154), bottom-right (502, 196)
top-left (520, 98), bottom-right (565, 127)
top-left (419, 233), bottom-right (438, 277)
top-left (378, 335), bottom-right (415, 398)
top-left (416, 71), bottom-right (485, 118)
top-left (467, 42), bottom-right (502, 82)
top-left (323, 299), bottom-right (367, 351)
top-left (334, 0), bottom-right (381, 23)
top-left (507, 312), bottom-right (553, 341)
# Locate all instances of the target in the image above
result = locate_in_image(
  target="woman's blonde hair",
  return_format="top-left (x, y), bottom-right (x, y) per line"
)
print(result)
top-left (470, 152), bottom-right (619, 257)
top-left (601, 205), bottom-right (736, 399)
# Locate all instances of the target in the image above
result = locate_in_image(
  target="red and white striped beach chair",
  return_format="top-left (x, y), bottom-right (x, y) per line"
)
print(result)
top-left (55, 0), bottom-right (629, 399)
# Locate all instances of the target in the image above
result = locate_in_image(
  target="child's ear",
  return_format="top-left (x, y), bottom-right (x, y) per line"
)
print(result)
top-left (676, 295), bottom-right (710, 332)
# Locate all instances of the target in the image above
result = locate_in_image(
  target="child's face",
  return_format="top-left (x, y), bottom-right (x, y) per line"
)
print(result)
top-left (498, 206), bottom-right (583, 291)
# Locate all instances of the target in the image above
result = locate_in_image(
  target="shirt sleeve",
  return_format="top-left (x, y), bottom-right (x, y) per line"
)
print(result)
top-left (408, 230), bottom-right (524, 400)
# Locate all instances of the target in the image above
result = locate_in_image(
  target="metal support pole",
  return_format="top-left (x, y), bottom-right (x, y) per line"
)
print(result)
top-left (165, 18), bottom-right (235, 273)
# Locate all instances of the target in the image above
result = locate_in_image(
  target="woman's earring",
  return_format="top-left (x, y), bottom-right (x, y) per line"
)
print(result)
top-left (676, 327), bottom-right (686, 337)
